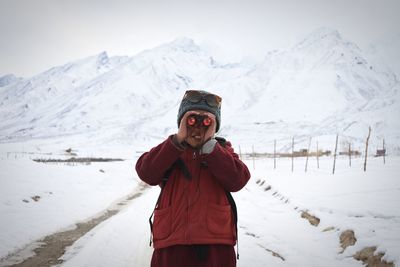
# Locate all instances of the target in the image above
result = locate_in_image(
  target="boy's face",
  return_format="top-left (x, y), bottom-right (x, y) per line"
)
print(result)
top-left (185, 110), bottom-right (211, 148)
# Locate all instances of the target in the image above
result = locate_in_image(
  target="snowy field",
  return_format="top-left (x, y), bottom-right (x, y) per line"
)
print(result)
top-left (0, 151), bottom-right (399, 266)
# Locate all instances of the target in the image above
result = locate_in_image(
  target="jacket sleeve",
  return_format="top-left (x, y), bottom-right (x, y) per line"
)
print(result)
top-left (135, 135), bottom-right (185, 186)
top-left (203, 141), bottom-right (251, 192)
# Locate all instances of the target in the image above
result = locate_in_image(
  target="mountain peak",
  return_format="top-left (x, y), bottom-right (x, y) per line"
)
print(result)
top-left (311, 27), bottom-right (341, 39)
top-left (0, 74), bottom-right (21, 87)
top-left (295, 27), bottom-right (345, 50)
top-left (170, 37), bottom-right (196, 46)
top-left (166, 37), bottom-right (201, 53)
top-left (96, 51), bottom-right (109, 66)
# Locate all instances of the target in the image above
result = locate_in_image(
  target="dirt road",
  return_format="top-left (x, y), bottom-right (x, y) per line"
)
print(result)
top-left (0, 184), bottom-right (148, 267)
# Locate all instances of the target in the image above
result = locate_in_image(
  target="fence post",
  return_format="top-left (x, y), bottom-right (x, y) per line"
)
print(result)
top-left (383, 138), bottom-right (386, 164)
top-left (239, 145), bottom-right (242, 161)
top-left (333, 134), bottom-right (339, 175)
top-left (305, 137), bottom-right (311, 172)
top-left (364, 126), bottom-right (371, 172)
top-left (252, 145), bottom-right (255, 170)
top-left (291, 137), bottom-right (294, 172)
top-left (274, 139), bottom-right (276, 170)
top-left (316, 141), bottom-right (320, 169)
top-left (349, 142), bottom-right (351, 167)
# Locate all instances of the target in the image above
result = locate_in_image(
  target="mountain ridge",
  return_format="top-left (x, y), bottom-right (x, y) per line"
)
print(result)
top-left (0, 28), bottom-right (399, 153)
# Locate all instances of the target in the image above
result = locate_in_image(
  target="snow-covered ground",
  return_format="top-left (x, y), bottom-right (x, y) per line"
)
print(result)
top-left (0, 150), bottom-right (398, 266)
top-left (0, 156), bottom-right (139, 261)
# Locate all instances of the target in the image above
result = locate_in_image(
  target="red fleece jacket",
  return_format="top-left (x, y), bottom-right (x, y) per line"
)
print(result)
top-left (136, 135), bottom-right (250, 249)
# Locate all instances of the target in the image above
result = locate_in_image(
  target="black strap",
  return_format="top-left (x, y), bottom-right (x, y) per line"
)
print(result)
top-left (175, 158), bottom-right (192, 180)
top-left (215, 136), bottom-right (227, 147)
top-left (225, 191), bottom-right (239, 259)
top-left (148, 193), bottom-right (162, 246)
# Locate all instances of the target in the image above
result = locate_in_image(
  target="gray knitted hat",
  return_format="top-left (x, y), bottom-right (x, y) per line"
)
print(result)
top-left (177, 90), bottom-right (221, 132)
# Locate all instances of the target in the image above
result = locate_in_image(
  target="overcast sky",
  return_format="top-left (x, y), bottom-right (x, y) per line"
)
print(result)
top-left (0, 0), bottom-right (399, 77)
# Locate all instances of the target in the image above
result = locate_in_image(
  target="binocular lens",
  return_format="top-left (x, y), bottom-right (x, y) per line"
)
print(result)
top-left (203, 117), bottom-right (211, 126)
top-left (187, 116), bottom-right (196, 126)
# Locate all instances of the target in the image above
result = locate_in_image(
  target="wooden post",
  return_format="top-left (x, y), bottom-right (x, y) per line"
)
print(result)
top-left (305, 137), bottom-right (312, 172)
top-left (333, 134), bottom-right (338, 175)
top-left (239, 145), bottom-right (242, 160)
top-left (383, 139), bottom-right (386, 164)
top-left (348, 142), bottom-right (351, 167)
top-left (291, 137), bottom-right (294, 172)
top-left (316, 141), bottom-right (320, 169)
top-left (252, 145), bottom-right (255, 170)
top-left (274, 139), bottom-right (276, 169)
top-left (364, 126), bottom-right (371, 172)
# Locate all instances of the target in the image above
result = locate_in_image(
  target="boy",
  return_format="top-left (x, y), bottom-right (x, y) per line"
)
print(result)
top-left (136, 90), bottom-right (250, 267)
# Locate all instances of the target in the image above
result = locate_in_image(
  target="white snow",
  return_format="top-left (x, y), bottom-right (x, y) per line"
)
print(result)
top-left (0, 152), bottom-right (398, 266)
top-left (0, 157), bottom-right (138, 260)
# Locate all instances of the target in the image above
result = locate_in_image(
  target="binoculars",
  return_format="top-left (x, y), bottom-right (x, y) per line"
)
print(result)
top-left (187, 115), bottom-right (212, 127)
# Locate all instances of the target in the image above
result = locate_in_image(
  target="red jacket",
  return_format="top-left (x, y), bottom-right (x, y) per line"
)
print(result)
top-left (136, 135), bottom-right (250, 249)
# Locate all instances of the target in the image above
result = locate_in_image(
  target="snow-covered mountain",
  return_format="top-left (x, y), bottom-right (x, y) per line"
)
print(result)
top-left (0, 74), bottom-right (22, 87)
top-left (0, 28), bottom-right (399, 154)
top-left (366, 33), bottom-right (400, 79)
top-left (227, 28), bottom-right (400, 151)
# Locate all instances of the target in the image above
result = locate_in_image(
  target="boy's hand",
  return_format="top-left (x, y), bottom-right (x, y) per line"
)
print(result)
top-left (203, 112), bottom-right (216, 141)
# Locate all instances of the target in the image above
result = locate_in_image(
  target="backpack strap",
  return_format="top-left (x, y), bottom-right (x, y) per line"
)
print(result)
top-left (148, 192), bottom-right (161, 246)
top-left (215, 136), bottom-right (227, 147)
top-left (226, 191), bottom-right (239, 259)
